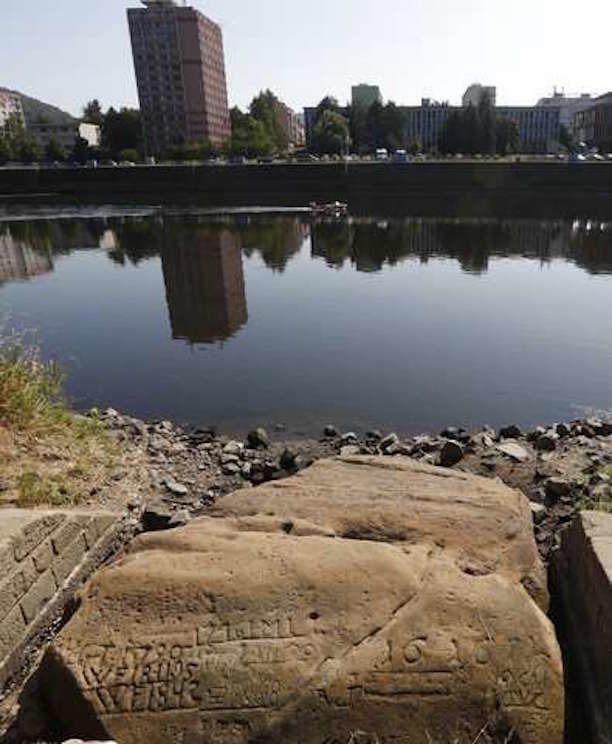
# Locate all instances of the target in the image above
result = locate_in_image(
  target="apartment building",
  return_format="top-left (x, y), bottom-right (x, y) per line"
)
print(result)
top-left (127, 0), bottom-right (231, 155)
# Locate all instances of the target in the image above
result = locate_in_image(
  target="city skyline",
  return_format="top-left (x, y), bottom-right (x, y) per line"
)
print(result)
top-left (2, 0), bottom-right (611, 119)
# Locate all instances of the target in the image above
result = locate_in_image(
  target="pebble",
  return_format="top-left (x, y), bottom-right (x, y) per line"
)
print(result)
top-left (165, 479), bottom-right (188, 496)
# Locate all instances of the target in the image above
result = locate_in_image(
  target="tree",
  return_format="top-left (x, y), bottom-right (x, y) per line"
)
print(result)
top-left (83, 99), bottom-right (104, 125)
top-left (45, 139), bottom-right (66, 162)
top-left (496, 117), bottom-right (520, 155)
top-left (228, 112), bottom-right (273, 158)
top-left (249, 90), bottom-right (289, 152)
top-left (477, 92), bottom-right (496, 155)
top-left (168, 140), bottom-right (216, 162)
top-left (311, 110), bottom-right (350, 155)
top-left (101, 107), bottom-right (142, 157)
top-left (71, 136), bottom-right (90, 164)
top-left (18, 137), bottom-right (41, 164)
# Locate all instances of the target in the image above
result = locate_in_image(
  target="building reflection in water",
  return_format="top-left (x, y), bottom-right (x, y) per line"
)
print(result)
top-left (161, 226), bottom-right (248, 345)
top-left (0, 227), bottom-right (54, 283)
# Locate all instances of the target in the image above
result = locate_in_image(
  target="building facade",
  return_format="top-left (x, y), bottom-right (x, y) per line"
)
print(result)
top-left (404, 100), bottom-right (457, 150)
top-left (572, 93), bottom-right (612, 152)
top-left (273, 100), bottom-right (305, 149)
top-left (28, 122), bottom-right (100, 152)
top-left (462, 84), bottom-right (497, 108)
top-left (537, 90), bottom-right (593, 129)
top-left (127, 0), bottom-right (231, 156)
top-left (0, 90), bottom-right (25, 128)
top-left (496, 107), bottom-right (560, 153)
top-left (352, 84), bottom-right (382, 109)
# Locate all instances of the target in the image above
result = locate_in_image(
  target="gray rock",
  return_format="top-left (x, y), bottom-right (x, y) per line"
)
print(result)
top-left (379, 433), bottom-right (400, 452)
top-left (221, 453), bottom-right (240, 465)
top-left (241, 462), bottom-right (253, 478)
top-left (535, 433), bottom-right (558, 452)
top-left (222, 463), bottom-right (241, 476)
top-left (499, 425), bottom-right (523, 440)
top-left (545, 478), bottom-right (573, 504)
top-left (555, 423), bottom-right (571, 438)
top-left (497, 442), bottom-right (531, 463)
top-left (165, 479), bottom-right (188, 496)
top-left (280, 448), bottom-right (298, 471)
top-left (142, 502), bottom-right (174, 532)
top-left (224, 440), bottom-right (244, 455)
top-left (168, 510), bottom-right (191, 528)
top-left (439, 441), bottom-right (464, 468)
top-left (340, 445), bottom-right (361, 458)
top-left (366, 430), bottom-right (383, 441)
top-left (247, 427), bottom-right (270, 450)
top-left (530, 502), bottom-right (547, 525)
top-left (324, 424), bottom-right (339, 438)
top-left (440, 426), bottom-right (471, 444)
top-left (341, 432), bottom-right (358, 445)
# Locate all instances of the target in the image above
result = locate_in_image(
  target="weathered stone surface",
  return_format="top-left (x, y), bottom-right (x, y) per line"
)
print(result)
top-left (0, 509), bottom-right (125, 691)
top-left (43, 457), bottom-right (562, 743)
top-left (552, 511), bottom-right (612, 744)
top-left (497, 441), bottom-right (531, 463)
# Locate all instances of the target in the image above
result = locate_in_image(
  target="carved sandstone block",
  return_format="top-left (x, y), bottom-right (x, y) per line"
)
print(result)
top-left (42, 458), bottom-right (563, 743)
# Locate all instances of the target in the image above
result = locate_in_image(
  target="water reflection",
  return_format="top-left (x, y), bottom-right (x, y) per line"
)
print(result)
top-left (161, 227), bottom-right (247, 344)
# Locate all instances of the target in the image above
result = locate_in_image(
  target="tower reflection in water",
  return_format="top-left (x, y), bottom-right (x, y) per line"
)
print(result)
top-left (160, 226), bottom-right (248, 345)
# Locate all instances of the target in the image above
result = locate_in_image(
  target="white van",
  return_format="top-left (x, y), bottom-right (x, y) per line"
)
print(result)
top-left (375, 148), bottom-right (389, 161)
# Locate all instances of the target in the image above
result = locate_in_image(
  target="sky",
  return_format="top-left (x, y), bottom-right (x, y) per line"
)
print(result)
top-left (2, 0), bottom-right (611, 117)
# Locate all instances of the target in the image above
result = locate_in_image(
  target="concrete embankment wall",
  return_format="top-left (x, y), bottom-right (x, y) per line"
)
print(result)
top-left (2, 163), bottom-right (612, 217)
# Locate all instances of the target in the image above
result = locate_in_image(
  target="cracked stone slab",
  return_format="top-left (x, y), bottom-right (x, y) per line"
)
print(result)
top-left (41, 457), bottom-right (563, 743)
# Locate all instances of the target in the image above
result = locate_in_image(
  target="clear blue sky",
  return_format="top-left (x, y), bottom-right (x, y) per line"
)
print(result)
top-left (3, 0), bottom-right (611, 117)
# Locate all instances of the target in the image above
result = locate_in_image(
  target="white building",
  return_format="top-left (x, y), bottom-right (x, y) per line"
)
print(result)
top-left (537, 90), bottom-right (593, 129)
top-left (0, 90), bottom-right (25, 128)
top-left (462, 84), bottom-right (497, 108)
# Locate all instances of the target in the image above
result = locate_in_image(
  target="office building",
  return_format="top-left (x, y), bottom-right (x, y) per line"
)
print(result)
top-left (127, 0), bottom-right (231, 156)
top-left (537, 89), bottom-right (593, 129)
top-left (352, 84), bottom-right (382, 109)
top-left (28, 122), bottom-right (100, 152)
top-left (496, 106), bottom-right (560, 153)
top-left (572, 92), bottom-right (612, 152)
top-left (0, 90), bottom-right (25, 128)
top-left (273, 100), bottom-right (305, 148)
top-left (463, 84), bottom-right (497, 108)
top-left (404, 100), bottom-right (458, 150)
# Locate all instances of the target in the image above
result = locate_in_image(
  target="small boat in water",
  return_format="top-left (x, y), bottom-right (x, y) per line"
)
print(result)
top-left (310, 201), bottom-right (348, 218)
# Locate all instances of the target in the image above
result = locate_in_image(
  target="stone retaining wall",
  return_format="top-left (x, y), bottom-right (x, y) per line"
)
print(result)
top-left (553, 511), bottom-right (612, 744)
top-left (0, 509), bottom-right (125, 692)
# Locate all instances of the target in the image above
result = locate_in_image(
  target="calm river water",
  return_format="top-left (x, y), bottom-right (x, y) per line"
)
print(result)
top-left (1, 208), bottom-right (611, 436)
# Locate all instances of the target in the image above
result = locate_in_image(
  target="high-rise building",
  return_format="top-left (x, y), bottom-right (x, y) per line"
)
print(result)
top-left (127, 0), bottom-right (231, 156)
top-left (273, 100), bottom-right (305, 149)
top-left (352, 84), bottom-right (382, 109)
top-left (462, 84), bottom-right (497, 108)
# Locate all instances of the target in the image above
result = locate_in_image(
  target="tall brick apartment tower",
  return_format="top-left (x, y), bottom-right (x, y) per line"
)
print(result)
top-left (127, 0), bottom-right (231, 156)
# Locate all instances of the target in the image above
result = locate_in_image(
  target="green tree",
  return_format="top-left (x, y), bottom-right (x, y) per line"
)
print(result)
top-left (477, 92), bottom-right (496, 154)
top-left (311, 110), bottom-right (350, 155)
top-left (0, 136), bottom-right (11, 164)
top-left (71, 136), bottom-right (90, 164)
top-left (83, 99), bottom-right (104, 125)
top-left (45, 139), bottom-right (66, 162)
top-left (18, 137), bottom-right (42, 164)
top-left (249, 90), bottom-right (289, 152)
top-left (101, 107), bottom-right (142, 157)
top-left (496, 117), bottom-right (520, 155)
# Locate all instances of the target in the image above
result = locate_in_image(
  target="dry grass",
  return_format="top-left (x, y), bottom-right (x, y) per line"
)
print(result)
top-left (0, 336), bottom-right (135, 509)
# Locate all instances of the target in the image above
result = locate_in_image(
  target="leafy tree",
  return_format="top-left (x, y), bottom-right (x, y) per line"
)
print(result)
top-left (496, 117), bottom-right (520, 155)
top-left (168, 140), bottom-right (216, 162)
top-left (477, 92), bottom-right (496, 154)
top-left (18, 137), bottom-right (42, 164)
top-left (315, 96), bottom-right (342, 122)
top-left (249, 90), bottom-right (289, 152)
top-left (311, 110), bottom-right (350, 155)
top-left (101, 107), bottom-right (142, 157)
top-left (71, 136), bottom-right (90, 164)
top-left (83, 99), bottom-right (104, 125)
top-left (45, 139), bottom-right (66, 162)
top-left (228, 114), bottom-right (273, 158)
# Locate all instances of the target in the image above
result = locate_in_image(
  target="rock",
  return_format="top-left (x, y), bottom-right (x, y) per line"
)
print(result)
top-left (552, 512), bottom-right (612, 744)
top-left (365, 430), bottom-right (382, 442)
top-left (168, 509), bottom-right (191, 528)
top-left (323, 424), bottom-right (339, 438)
top-left (340, 432), bottom-right (358, 445)
top-left (500, 425), bottom-right (523, 440)
top-left (439, 440), bottom-right (464, 467)
top-left (241, 462), bottom-right (252, 479)
top-left (340, 445), bottom-right (361, 458)
top-left (440, 426), bottom-right (470, 444)
top-left (530, 502), bottom-right (547, 525)
top-left (142, 502), bottom-right (174, 531)
top-left (43, 457), bottom-right (562, 744)
top-left (164, 479), bottom-right (188, 496)
top-left (278, 448), bottom-right (297, 471)
top-left (555, 423), bottom-right (571, 438)
top-left (222, 463), bottom-right (241, 476)
top-left (497, 441), bottom-right (531, 463)
top-left (223, 440), bottom-right (244, 456)
top-left (535, 433), bottom-right (558, 452)
top-left (544, 478), bottom-right (573, 505)
top-left (379, 433), bottom-right (399, 452)
top-left (247, 427), bottom-right (270, 450)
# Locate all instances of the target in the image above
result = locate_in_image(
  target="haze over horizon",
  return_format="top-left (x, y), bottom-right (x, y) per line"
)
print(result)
top-left (2, 0), bottom-right (611, 117)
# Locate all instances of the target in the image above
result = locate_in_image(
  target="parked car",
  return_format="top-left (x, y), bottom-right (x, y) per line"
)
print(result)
top-left (392, 149), bottom-right (408, 163)
top-left (230, 155), bottom-right (248, 165)
top-left (375, 148), bottom-right (389, 161)
top-left (296, 152), bottom-right (318, 163)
